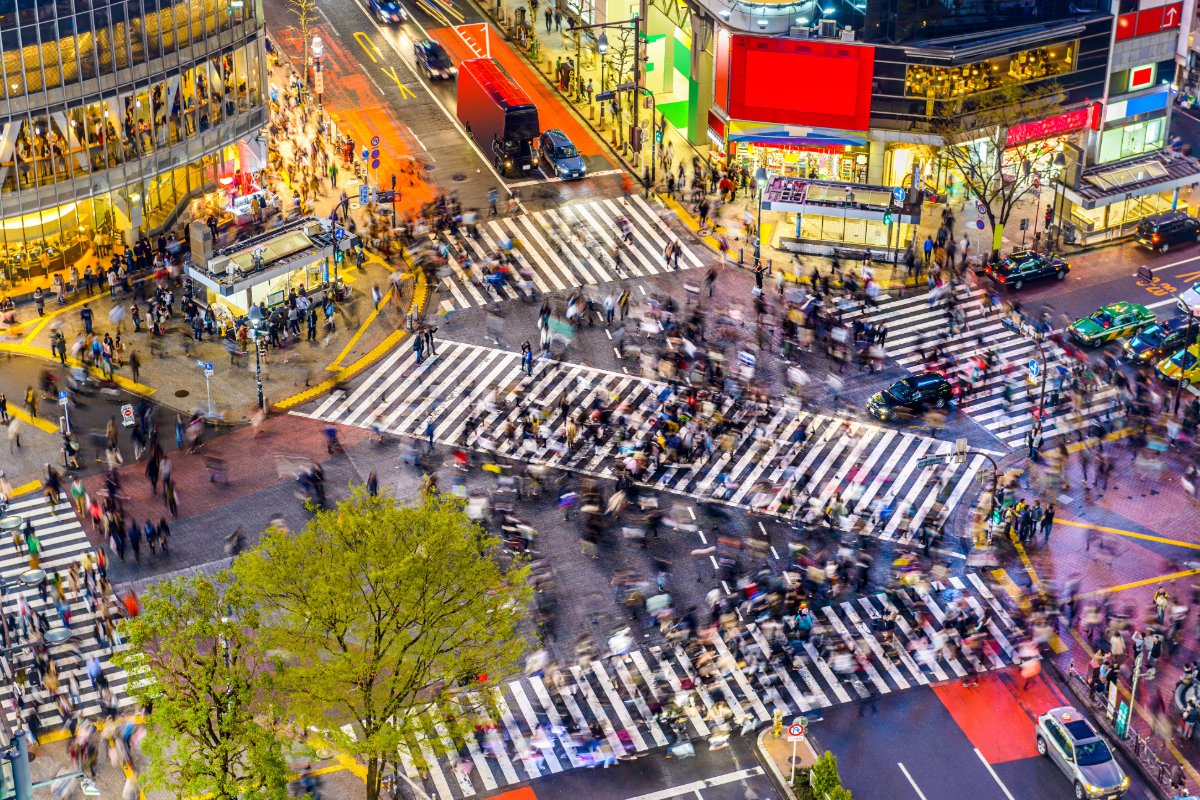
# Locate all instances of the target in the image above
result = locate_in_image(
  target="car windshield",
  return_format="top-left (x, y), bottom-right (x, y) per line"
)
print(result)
top-left (999, 255), bottom-right (1036, 274)
top-left (1175, 350), bottom-right (1199, 371)
top-left (427, 48), bottom-right (452, 68)
top-left (554, 145), bottom-right (578, 158)
top-left (886, 382), bottom-right (915, 402)
top-left (1138, 325), bottom-right (1166, 346)
top-left (1091, 311), bottom-right (1115, 328)
top-left (1075, 739), bottom-right (1113, 767)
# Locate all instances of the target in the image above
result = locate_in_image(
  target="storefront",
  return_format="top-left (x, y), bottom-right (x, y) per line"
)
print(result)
top-left (730, 138), bottom-right (870, 183)
top-left (761, 176), bottom-right (922, 256)
top-left (1056, 148), bottom-right (1200, 245)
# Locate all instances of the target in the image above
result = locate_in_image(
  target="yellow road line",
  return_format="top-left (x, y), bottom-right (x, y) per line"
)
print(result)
top-left (6, 403), bottom-right (58, 434)
top-left (21, 292), bottom-right (101, 344)
top-left (328, 287), bottom-right (395, 370)
top-left (0, 342), bottom-right (155, 396)
top-left (1056, 518), bottom-right (1200, 551)
top-left (11, 480), bottom-right (42, 497)
top-left (1068, 628), bottom-right (1200, 787)
top-left (274, 329), bottom-right (407, 411)
top-left (1072, 567), bottom-right (1200, 601)
top-left (1008, 530), bottom-right (1047, 597)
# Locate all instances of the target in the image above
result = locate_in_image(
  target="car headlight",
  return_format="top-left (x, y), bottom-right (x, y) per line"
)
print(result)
top-left (532, 157), bottom-right (539, 165)
top-left (1120, 776), bottom-right (1129, 789)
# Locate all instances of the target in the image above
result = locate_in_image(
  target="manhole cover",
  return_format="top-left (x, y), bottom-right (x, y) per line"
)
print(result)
top-left (174, 390), bottom-right (189, 398)
top-left (451, 173), bottom-right (467, 182)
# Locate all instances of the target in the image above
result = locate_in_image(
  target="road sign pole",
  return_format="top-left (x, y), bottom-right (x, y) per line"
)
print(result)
top-left (790, 738), bottom-right (797, 784)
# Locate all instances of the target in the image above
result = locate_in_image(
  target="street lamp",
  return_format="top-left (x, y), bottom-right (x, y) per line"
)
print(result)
top-left (753, 166), bottom-right (767, 267)
top-left (1049, 151), bottom-right (1067, 251)
top-left (597, 31), bottom-right (608, 54)
top-left (311, 35), bottom-right (324, 106)
top-left (248, 303), bottom-right (265, 412)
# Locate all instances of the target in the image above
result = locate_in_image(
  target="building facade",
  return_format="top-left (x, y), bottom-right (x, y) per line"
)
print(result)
top-left (0, 0), bottom-right (268, 285)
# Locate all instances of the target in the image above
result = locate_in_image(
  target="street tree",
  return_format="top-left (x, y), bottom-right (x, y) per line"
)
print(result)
top-left (114, 575), bottom-right (289, 800)
top-left (287, 0), bottom-right (318, 83)
top-left (233, 490), bottom-right (533, 800)
top-left (932, 83), bottom-right (1065, 260)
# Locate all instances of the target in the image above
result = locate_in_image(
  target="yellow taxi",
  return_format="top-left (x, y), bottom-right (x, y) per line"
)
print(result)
top-left (1155, 343), bottom-right (1200, 385)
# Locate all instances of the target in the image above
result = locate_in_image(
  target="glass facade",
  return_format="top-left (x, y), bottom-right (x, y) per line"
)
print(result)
top-left (903, 43), bottom-right (1077, 101)
top-left (0, 0), bottom-right (266, 284)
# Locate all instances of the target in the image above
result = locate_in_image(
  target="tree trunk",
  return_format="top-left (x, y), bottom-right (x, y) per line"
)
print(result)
top-left (365, 756), bottom-right (382, 800)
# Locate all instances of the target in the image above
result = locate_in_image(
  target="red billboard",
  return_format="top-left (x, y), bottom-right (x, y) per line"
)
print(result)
top-left (726, 37), bottom-right (875, 131)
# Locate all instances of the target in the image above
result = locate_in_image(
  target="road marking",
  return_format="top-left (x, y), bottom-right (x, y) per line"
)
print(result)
top-left (353, 31), bottom-right (382, 62)
top-left (898, 763), bottom-right (929, 800)
top-left (618, 767), bottom-right (765, 800)
top-left (380, 65), bottom-right (416, 99)
top-left (508, 168), bottom-right (624, 188)
top-left (1072, 567), bottom-right (1200, 600)
top-left (1055, 518), bottom-right (1200, 551)
top-left (974, 748), bottom-right (1016, 800)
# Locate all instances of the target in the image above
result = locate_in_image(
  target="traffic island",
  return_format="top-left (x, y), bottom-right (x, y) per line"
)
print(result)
top-left (757, 725), bottom-right (818, 800)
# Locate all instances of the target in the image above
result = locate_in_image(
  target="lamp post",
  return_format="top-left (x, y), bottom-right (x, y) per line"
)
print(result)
top-left (753, 166), bottom-right (767, 268)
top-left (311, 34), bottom-right (324, 106)
top-left (248, 304), bottom-right (265, 412)
top-left (1049, 151), bottom-right (1066, 251)
top-left (569, 14), bottom-right (646, 182)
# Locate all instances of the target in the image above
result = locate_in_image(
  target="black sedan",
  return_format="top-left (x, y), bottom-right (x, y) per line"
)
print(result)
top-left (1122, 315), bottom-right (1197, 365)
top-left (867, 372), bottom-right (955, 421)
top-left (983, 251), bottom-right (1069, 290)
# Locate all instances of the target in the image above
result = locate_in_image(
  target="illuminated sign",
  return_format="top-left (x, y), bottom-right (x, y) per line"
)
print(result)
top-left (1115, 2), bottom-right (1182, 40)
top-left (727, 37), bottom-right (875, 131)
top-left (1005, 104), bottom-right (1101, 147)
top-left (1128, 64), bottom-right (1156, 91)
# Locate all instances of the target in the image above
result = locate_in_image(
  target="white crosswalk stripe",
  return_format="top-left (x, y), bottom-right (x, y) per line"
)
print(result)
top-left (297, 340), bottom-right (992, 546)
top-left (0, 495), bottom-right (134, 733)
top-left (861, 288), bottom-right (1122, 449)
top-left (381, 582), bottom-right (1023, 798)
top-left (432, 196), bottom-right (706, 313)
top-left (297, 340), bottom-right (984, 546)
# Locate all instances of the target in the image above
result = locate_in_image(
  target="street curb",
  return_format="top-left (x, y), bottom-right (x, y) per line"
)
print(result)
top-left (755, 728), bottom-right (801, 800)
top-left (273, 328), bottom-right (407, 411)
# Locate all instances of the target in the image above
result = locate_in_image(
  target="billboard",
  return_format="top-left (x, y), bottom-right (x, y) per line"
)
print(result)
top-left (727, 37), bottom-right (875, 131)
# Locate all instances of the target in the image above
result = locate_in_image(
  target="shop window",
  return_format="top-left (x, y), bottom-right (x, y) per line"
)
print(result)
top-left (905, 42), bottom-right (1078, 100)
top-left (1099, 118), bottom-right (1165, 164)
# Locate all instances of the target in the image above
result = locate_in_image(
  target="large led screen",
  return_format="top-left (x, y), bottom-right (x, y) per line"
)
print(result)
top-left (728, 37), bottom-right (875, 131)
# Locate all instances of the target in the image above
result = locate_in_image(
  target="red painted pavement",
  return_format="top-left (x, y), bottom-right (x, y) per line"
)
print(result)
top-left (490, 789), bottom-right (536, 800)
top-left (430, 24), bottom-right (612, 163)
top-left (272, 24), bottom-right (437, 217)
top-left (77, 416), bottom-right (369, 532)
top-left (932, 672), bottom-right (1068, 764)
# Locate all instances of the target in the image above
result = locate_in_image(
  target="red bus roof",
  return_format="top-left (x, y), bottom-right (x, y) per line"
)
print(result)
top-left (460, 57), bottom-right (536, 111)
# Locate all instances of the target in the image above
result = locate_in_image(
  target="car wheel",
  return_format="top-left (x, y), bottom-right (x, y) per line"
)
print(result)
top-left (1056, 269), bottom-right (1066, 281)
top-left (935, 398), bottom-right (946, 409)
top-left (1036, 736), bottom-right (1048, 757)
top-left (1162, 243), bottom-right (1170, 253)
top-left (1073, 782), bottom-right (1085, 800)
top-left (1013, 280), bottom-right (1023, 290)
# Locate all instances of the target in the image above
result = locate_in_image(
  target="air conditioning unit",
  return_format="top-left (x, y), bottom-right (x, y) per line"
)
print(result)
top-left (789, 25), bottom-right (811, 37)
top-left (818, 18), bottom-right (837, 37)
top-left (840, 26), bottom-right (856, 41)
top-left (207, 256), bottom-right (231, 275)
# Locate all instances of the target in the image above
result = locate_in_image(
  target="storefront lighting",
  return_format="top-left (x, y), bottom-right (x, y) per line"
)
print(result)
top-left (797, 16), bottom-right (809, 24)
top-left (2, 203), bottom-right (77, 231)
top-left (822, 7), bottom-right (835, 14)
top-left (757, 17), bottom-right (767, 27)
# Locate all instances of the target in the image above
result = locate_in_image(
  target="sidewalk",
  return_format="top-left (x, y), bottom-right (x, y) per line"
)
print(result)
top-left (758, 727), bottom-right (817, 799)
top-left (1006, 441), bottom-right (1200, 790)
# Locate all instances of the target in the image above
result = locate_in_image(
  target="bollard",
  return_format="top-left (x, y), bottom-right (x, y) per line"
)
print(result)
top-left (738, 248), bottom-right (744, 265)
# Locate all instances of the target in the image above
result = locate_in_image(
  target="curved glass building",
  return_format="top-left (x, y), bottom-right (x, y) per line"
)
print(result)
top-left (0, 0), bottom-right (267, 284)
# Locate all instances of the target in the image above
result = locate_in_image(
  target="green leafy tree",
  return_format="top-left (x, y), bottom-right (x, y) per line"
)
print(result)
top-left (932, 83), bottom-right (1066, 260)
top-left (233, 490), bottom-right (533, 800)
top-left (115, 575), bottom-right (289, 800)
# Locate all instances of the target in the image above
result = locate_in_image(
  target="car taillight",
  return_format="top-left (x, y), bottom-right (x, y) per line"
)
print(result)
top-left (1153, 234), bottom-right (1161, 242)
top-left (996, 274), bottom-right (1006, 282)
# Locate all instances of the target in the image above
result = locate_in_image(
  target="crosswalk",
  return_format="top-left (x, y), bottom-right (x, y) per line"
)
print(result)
top-left (298, 340), bottom-right (989, 544)
top-left (0, 495), bottom-right (135, 733)
top-left (861, 288), bottom-right (1122, 449)
top-left (428, 195), bottom-right (706, 312)
top-left (382, 575), bottom-right (1022, 798)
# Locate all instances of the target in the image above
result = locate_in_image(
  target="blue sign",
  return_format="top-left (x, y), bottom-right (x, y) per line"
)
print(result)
top-left (361, 148), bottom-right (369, 161)
top-left (1028, 359), bottom-right (1040, 377)
top-left (371, 158), bottom-right (381, 170)
top-left (370, 135), bottom-right (380, 147)
top-left (359, 184), bottom-right (369, 204)
top-left (204, 362), bottom-right (213, 371)
top-left (333, 227), bottom-right (346, 241)
top-left (975, 219), bottom-right (985, 230)
top-left (371, 148), bottom-right (380, 159)
top-left (58, 390), bottom-right (67, 401)
top-left (892, 187), bottom-right (905, 203)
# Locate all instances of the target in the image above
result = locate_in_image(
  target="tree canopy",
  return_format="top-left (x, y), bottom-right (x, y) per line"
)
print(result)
top-left (115, 574), bottom-right (289, 800)
top-left (232, 490), bottom-right (533, 800)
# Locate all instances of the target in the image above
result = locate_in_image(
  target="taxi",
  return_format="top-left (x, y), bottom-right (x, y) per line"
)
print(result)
top-left (1068, 302), bottom-right (1155, 347)
top-left (1155, 343), bottom-right (1200, 385)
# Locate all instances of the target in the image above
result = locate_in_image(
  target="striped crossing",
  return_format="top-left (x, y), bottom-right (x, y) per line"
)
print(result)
top-left (296, 340), bottom-right (990, 545)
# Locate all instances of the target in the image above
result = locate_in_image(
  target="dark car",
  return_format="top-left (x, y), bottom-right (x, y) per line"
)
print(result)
top-left (983, 250), bottom-right (1069, 290)
top-left (414, 40), bottom-right (455, 80)
top-left (867, 372), bottom-right (955, 421)
top-left (368, 0), bottom-right (407, 23)
top-left (538, 129), bottom-right (587, 180)
top-left (1135, 211), bottom-right (1200, 253)
top-left (1122, 315), bottom-right (1197, 365)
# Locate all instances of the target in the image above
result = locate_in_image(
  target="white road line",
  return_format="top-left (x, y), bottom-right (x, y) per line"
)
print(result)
top-left (898, 762), bottom-right (930, 800)
top-left (975, 748), bottom-right (1017, 800)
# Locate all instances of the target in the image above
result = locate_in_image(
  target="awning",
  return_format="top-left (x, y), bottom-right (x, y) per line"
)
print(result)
top-left (1063, 148), bottom-right (1200, 210)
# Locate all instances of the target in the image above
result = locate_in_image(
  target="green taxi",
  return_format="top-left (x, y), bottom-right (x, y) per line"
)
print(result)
top-left (1068, 302), bottom-right (1155, 347)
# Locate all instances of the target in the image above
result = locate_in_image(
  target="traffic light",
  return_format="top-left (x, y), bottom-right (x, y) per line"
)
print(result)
top-left (334, 245), bottom-right (344, 265)
top-left (883, 211), bottom-right (893, 225)
top-left (654, 123), bottom-right (664, 144)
